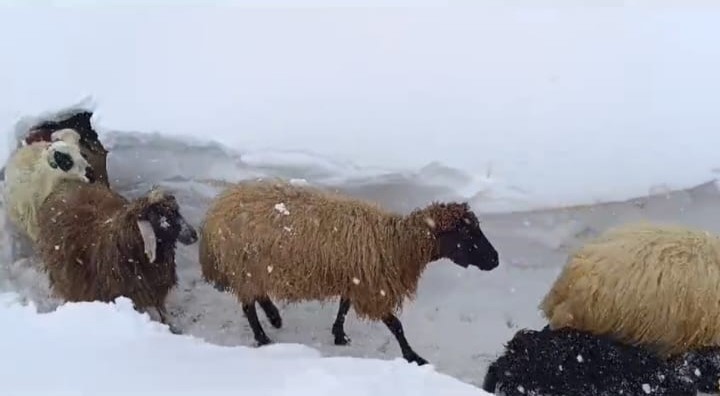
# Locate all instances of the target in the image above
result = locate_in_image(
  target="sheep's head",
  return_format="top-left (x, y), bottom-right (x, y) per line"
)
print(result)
top-left (421, 202), bottom-right (499, 271)
top-left (136, 188), bottom-right (198, 263)
top-left (26, 110), bottom-right (107, 154)
top-left (40, 137), bottom-right (96, 184)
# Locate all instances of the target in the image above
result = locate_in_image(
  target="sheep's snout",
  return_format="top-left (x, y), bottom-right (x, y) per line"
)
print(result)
top-left (483, 248), bottom-right (500, 270)
top-left (177, 217), bottom-right (198, 245)
top-left (438, 231), bottom-right (500, 271)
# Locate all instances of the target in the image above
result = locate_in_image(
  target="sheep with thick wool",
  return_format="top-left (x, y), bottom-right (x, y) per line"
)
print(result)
top-left (540, 222), bottom-right (720, 358)
top-left (199, 179), bottom-right (500, 365)
top-left (3, 128), bottom-right (95, 244)
top-left (36, 179), bottom-right (198, 331)
top-left (481, 326), bottom-right (699, 396)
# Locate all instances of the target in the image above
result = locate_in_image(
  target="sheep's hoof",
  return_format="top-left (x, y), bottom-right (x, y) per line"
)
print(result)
top-left (268, 316), bottom-right (282, 329)
top-left (404, 353), bottom-right (429, 366)
top-left (255, 336), bottom-right (272, 347)
top-left (334, 334), bottom-right (351, 346)
top-left (168, 324), bottom-right (183, 335)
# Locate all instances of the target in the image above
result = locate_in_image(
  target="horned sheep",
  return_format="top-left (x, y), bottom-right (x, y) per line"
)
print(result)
top-left (199, 179), bottom-right (500, 365)
top-left (3, 128), bottom-right (95, 244)
top-left (540, 222), bottom-right (720, 358)
top-left (36, 179), bottom-right (198, 332)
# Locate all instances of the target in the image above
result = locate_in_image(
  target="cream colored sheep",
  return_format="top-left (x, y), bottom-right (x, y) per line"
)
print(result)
top-left (540, 221), bottom-right (720, 357)
top-left (3, 128), bottom-right (95, 243)
top-left (200, 179), bottom-right (500, 365)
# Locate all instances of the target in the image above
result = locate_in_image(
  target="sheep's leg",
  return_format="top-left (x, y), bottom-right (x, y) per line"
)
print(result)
top-left (481, 360), bottom-right (500, 393)
top-left (332, 297), bottom-right (352, 345)
top-left (382, 314), bottom-right (428, 366)
top-left (243, 301), bottom-right (272, 346)
top-left (257, 296), bottom-right (282, 329)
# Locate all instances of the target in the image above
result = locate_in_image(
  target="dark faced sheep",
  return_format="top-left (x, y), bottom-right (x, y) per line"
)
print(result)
top-left (482, 326), bottom-right (698, 396)
top-left (2, 110), bottom-right (110, 186)
top-left (540, 222), bottom-right (720, 357)
top-left (36, 180), bottom-right (198, 331)
top-left (199, 180), bottom-right (499, 365)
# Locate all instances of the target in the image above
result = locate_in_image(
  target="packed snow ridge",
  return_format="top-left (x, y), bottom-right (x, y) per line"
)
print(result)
top-left (0, 293), bottom-right (490, 395)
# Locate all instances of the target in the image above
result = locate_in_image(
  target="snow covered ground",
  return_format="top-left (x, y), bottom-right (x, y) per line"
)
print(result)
top-left (1, 2), bottom-right (720, 395)
top-left (3, 128), bottom-right (720, 395)
top-left (0, 294), bottom-right (486, 396)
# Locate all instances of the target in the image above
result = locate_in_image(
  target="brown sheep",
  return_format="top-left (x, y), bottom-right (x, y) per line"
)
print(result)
top-left (200, 179), bottom-right (500, 365)
top-left (36, 179), bottom-right (198, 331)
top-left (540, 222), bottom-right (720, 357)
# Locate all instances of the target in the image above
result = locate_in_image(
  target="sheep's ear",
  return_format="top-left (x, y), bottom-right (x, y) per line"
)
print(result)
top-left (137, 220), bottom-right (157, 263)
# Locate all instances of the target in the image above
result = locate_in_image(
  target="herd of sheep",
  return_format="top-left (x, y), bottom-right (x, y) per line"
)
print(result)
top-left (2, 109), bottom-right (720, 395)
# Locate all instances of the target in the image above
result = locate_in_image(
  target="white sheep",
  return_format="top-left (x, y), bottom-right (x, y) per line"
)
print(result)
top-left (3, 128), bottom-right (95, 248)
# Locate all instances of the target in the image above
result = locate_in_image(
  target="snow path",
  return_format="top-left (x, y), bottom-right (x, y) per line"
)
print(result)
top-left (3, 132), bottom-right (720, 389)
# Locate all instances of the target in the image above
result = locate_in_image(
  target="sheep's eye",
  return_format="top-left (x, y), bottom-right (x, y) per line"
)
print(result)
top-left (53, 151), bottom-right (74, 172)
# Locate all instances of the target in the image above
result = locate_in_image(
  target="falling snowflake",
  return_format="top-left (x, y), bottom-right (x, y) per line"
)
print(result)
top-left (352, 277), bottom-right (360, 285)
top-left (576, 354), bottom-right (583, 363)
top-left (380, 290), bottom-right (386, 296)
top-left (642, 383), bottom-right (651, 394)
top-left (160, 216), bottom-right (170, 229)
top-left (267, 265), bottom-right (274, 273)
top-left (274, 203), bottom-right (290, 215)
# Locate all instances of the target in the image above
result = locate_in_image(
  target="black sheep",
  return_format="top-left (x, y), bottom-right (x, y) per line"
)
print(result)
top-left (482, 326), bottom-right (697, 396)
top-left (674, 346), bottom-right (720, 394)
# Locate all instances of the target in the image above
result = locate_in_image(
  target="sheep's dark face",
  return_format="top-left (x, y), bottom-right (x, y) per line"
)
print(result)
top-left (429, 202), bottom-right (499, 271)
top-left (142, 192), bottom-right (198, 246)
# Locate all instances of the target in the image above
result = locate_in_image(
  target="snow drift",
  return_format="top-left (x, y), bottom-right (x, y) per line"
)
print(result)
top-left (0, 293), bottom-right (489, 395)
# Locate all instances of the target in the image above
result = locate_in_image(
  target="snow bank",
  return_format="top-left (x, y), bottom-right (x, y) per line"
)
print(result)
top-left (0, 293), bottom-right (488, 396)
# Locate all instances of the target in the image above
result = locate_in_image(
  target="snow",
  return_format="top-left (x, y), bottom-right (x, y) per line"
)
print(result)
top-left (0, 4), bottom-right (719, 212)
top-left (0, 293), bottom-right (488, 395)
top-left (1, 2), bottom-right (720, 395)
